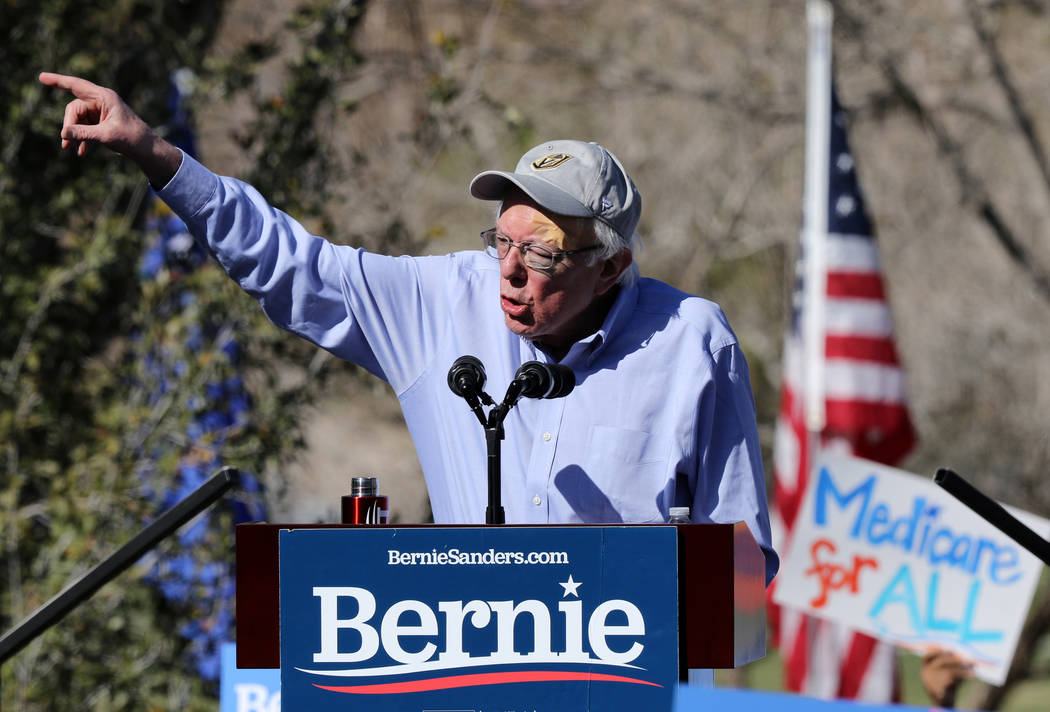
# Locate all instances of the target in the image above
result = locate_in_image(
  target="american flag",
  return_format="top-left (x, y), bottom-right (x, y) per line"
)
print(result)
top-left (770, 84), bottom-right (917, 700)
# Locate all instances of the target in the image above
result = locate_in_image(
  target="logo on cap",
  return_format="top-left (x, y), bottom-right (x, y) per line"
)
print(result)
top-left (531, 153), bottom-right (574, 170)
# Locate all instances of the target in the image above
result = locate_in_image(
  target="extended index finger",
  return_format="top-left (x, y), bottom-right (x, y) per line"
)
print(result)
top-left (38, 72), bottom-right (105, 100)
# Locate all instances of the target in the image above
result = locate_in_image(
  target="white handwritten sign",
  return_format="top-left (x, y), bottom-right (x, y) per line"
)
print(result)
top-left (773, 453), bottom-right (1049, 685)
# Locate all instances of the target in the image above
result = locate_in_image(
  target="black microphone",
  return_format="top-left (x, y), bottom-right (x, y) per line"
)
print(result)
top-left (514, 361), bottom-right (576, 399)
top-left (447, 355), bottom-right (487, 398)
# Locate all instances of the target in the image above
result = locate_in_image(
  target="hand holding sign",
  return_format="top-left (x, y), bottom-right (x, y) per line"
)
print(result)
top-left (920, 648), bottom-right (973, 708)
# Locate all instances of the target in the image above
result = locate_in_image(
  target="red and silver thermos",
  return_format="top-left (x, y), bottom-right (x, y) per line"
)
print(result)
top-left (341, 476), bottom-right (389, 524)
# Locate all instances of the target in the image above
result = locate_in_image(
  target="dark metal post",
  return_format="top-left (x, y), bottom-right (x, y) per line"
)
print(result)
top-left (935, 468), bottom-right (1050, 567)
top-left (485, 426), bottom-right (505, 524)
top-left (0, 467), bottom-right (240, 663)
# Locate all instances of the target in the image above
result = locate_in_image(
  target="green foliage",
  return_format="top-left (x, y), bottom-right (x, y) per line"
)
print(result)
top-left (1, 0), bottom-right (369, 709)
top-left (238, 0), bottom-right (365, 222)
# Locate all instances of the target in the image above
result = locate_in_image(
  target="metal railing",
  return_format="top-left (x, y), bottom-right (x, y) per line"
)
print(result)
top-left (0, 467), bottom-right (240, 663)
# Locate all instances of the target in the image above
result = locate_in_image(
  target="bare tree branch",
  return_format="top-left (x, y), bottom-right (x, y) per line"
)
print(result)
top-left (834, 2), bottom-right (1050, 304)
top-left (965, 0), bottom-right (1050, 198)
top-left (880, 60), bottom-right (1050, 303)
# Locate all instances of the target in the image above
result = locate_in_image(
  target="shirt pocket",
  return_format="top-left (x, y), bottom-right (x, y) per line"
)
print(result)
top-left (586, 426), bottom-right (663, 465)
top-left (585, 425), bottom-right (667, 523)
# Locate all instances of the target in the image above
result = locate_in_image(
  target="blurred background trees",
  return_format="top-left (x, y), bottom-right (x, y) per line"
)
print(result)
top-left (2, 0), bottom-right (1048, 709)
top-left (1, 0), bottom-right (366, 708)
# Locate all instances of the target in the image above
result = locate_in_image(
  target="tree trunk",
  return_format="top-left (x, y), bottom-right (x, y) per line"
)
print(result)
top-left (971, 578), bottom-right (1050, 710)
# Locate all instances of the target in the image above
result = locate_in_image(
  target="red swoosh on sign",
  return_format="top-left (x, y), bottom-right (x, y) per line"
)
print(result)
top-left (314, 670), bottom-right (662, 694)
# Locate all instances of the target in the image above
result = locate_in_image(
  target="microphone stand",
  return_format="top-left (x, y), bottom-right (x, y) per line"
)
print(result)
top-left (484, 423), bottom-right (505, 525)
top-left (462, 391), bottom-right (489, 429)
top-left (448, 357), bottom-right (574, 526)
top-left (460, 387), bottom-right (506, 524)
top-left (483, 380), bottom-right (526, 525)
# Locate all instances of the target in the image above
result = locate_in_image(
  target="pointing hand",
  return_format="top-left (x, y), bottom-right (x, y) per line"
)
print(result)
top-left (38, 72), bottom-right (182, 186)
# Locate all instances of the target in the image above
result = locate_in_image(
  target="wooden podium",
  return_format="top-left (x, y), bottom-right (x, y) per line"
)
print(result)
top-left (235, 521), bottom-right (765, 685)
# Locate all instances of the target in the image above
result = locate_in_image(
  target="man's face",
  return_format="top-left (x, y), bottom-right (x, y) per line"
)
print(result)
top-left (496, 195), bottom-right (618, 353)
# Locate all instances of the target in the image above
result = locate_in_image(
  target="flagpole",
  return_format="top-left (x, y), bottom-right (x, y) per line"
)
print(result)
top-left (798, 7), bottom-right (833, 693)
top-left (803, 0), bottom-right (832, 437)
top-left (777, 4), bottom-right (916, 700)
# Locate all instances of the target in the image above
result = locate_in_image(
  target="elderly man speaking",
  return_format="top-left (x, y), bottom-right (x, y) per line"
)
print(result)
top-left (40, 72), bottom-right (779, 586)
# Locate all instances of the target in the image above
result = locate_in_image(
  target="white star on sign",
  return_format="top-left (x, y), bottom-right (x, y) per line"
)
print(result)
top-left (559, 575), bottom-right (582, 598)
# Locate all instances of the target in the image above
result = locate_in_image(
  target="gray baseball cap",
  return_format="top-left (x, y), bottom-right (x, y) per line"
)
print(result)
top-left (469, 139), bottom-right (642, 241)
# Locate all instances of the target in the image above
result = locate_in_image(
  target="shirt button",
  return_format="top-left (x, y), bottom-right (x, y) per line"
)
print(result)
top-left (543, 432), bottom-right (552, 442)
top-left (532, 495), bottom-right (542, 506)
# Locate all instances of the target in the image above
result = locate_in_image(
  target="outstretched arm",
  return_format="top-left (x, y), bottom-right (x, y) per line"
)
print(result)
top-left (38, 72), bottom-right (183, 188)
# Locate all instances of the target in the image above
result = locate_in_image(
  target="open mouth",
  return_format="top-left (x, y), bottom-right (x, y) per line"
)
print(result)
top-left (501, 295), bottom-right (528, 317)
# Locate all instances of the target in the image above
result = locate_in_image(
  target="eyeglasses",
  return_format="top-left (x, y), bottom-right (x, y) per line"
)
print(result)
top-left (481, 228), bottom-right (601, 271)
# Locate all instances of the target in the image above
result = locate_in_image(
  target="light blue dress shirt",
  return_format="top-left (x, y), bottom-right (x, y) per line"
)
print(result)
top-left (159, 152), bottom-right (779, 585)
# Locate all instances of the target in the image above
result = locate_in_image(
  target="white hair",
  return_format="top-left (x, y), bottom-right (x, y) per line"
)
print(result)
top-left (588, 218), bottom-right (641, 288)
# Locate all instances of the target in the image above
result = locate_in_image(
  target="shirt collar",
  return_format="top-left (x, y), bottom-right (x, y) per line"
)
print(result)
top-left (561, 280), bottom-right (639, 365)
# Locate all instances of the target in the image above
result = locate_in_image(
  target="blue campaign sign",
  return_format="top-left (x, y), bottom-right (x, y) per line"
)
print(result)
top-left (675, 686), bottom-right (948, 711)
top-left (219, 643), bottom-right (281, 712)
top-left (279, 526), bottom-right (679, 711)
